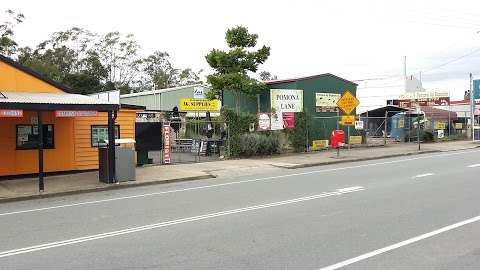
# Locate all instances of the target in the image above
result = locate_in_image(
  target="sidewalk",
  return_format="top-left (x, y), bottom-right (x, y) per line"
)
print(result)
top-left (0, 140), bottom-right (478, 202)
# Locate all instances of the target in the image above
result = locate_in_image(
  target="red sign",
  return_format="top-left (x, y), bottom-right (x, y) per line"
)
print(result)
top-left (282, 112), bottom-right (295, 129)
top-left (0, 109), bottom-right (23, 117)
top-left (55, 110), bottom-right (97, 117)
top-left (163, 121), bottom-right (172, 164)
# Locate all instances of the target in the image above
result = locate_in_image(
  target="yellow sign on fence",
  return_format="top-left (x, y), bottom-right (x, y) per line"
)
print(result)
top-left (455, 123), bottom-right (463, 129)
top-left (435, 122), bottom-right (446, 130)
top-left (336, 90), bottom-right (360, 115)
top-left (312, 140), bottom-right (329, 150)
top-left (179, 99), bottom-right (221, 111)
top-left (340, 115), bottom-right (355, 125)
top-left (349, 136), bottom-right (362, 145)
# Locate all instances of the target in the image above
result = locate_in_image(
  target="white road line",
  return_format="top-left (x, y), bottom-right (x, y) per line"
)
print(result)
top-left (0, 186), bottom-right (364, 258)
top-left (0, 150), bottom-right (478, 217)
top-left (413, 173), bottom-right (434, 179)
top-left (467, 164), bottom-right (480, 168)
top-left (317, 214), bottom-right (480, 270)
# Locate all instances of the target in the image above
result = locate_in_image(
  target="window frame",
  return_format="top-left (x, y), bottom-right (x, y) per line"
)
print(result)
top-left (90, 125), bottom-right (120, 147)
top-left (16, 124), bottom-right (55, 150)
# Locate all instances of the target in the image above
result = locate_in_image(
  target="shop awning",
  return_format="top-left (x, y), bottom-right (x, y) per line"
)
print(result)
top-left (0, 91), bottom-right (119, 111)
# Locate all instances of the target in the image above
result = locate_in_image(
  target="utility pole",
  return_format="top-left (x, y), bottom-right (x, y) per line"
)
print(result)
top-left (417, 114), bottom-right (421, 151)
top-left (404, 56), bottom-right (407, 92)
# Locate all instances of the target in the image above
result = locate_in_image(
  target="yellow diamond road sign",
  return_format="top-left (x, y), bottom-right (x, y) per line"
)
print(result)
top-left (336, 90), bottom-right (360, 115)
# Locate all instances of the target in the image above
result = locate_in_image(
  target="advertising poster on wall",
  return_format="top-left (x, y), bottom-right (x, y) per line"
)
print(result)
top-left (270, 89), bottom-right (303, 113)
top-left (257, 113), bottom-right (271, 131)
top-left (315, 93), bottom-right (340, 112)
top-left (282, 112), bottom-right (295, 129)
top-left (270, 112), bottom-right (284, 130)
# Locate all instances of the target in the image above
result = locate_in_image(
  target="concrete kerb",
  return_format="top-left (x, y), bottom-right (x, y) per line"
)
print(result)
top-left (282, 143), bottom-right (480, 169)
top-left (0, 174), bottom-right (215, 204)
top-left (282, 150), bottom-right (441, 169)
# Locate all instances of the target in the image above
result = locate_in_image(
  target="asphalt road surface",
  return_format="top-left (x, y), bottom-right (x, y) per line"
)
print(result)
top-left (1, 149), bottom-right (480, 270)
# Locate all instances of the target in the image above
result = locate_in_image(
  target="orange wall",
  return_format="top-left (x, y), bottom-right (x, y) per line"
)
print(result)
top-left (0, 61), bottom-right (64, 93)
top-left (0, 109), bottom-right (137, 176)
top-left (73, 110), bottom-right (137, 170)
top-left (0, 111), bottom-right (75, 176)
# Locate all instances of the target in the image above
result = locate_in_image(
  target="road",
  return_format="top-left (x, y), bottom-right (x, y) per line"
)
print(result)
top-left (1, 149), bottom-right (480, 269)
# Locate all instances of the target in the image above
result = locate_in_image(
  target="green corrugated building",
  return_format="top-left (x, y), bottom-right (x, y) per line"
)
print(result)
top-left (223, 73), bottom-right (358, 142)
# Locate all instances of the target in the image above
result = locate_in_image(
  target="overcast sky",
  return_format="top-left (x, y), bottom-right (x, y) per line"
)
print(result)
top-left (3, 0), bottom-right (480, 111)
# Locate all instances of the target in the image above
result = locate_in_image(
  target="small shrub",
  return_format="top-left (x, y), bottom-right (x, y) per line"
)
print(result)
top-left (404, 129), bottom-right (434, 143)
top-left (240, 133), bottom-right (259, 156)
top-left (239, 133), bottom-right (280, 156)
top-left (422, 130), bottom-right (434, 142)
top-left (287, 111), bottom-right (308, 152)
top-left (222, 108), bottom-right (256, 157)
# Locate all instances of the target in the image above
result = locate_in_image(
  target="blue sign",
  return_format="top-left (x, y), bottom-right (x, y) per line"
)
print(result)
top-left (474, 79), bottom-right (480, 99)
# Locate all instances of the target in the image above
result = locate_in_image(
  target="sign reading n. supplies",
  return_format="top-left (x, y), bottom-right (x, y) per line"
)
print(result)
top-left (179, 99), bottom-right (220, 111)
top-left (271, 89), bottom-right (303, 113)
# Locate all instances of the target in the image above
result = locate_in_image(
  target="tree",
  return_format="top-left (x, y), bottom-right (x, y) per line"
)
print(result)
top-left (205, 26), bottom-right (270, 112)
top-left (259, 71), bottom-right (278, 81)
top-left (96, 32), bottom-right (143, 90)
top-left (0, 9), bottom-right (24, 57)
top-left (142, 51), bottom-right (202, 90)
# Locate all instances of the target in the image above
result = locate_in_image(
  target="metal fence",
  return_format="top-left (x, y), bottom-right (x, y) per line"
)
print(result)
top-left (169, 119), bottom-right (228, 164)
top-left (307, 110), bottom-right (471, 149)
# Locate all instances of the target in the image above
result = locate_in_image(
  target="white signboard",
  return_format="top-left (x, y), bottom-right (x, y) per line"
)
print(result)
top-left (437, 129), bottom-right (445, 139)
top-left (271, 89), bottom-right (303, 113)
top-left (316, 93), bottom-right (340, 112)
top-left (257, 113), bottom-right (271, 131)
top-left (398, 91), bottom-right (449, 100)
top-left (193, 87), bottom-right (205, 99)
top-left (355, 120), bottom-right (364, 130)
top-left (270, 111), bottom-right (284, 130)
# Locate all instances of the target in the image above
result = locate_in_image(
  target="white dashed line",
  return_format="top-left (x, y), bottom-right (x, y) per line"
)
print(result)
top-left (413, 173), bottom-right (434, 179)
top-left (467, 164), bottom-right (480, 168)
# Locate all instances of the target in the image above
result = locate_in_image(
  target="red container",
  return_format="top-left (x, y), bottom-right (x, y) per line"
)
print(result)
top-left (331, 130), bottom-right (345, 149)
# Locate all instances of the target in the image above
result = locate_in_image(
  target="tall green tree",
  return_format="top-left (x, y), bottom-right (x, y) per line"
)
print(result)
top-left (142, 51), bottom-right (201, 90)
top-left (96, 31), bottom-right (143, 90)
top-left (205, 26), bottom-right (270, 112)
top-left (0, 9), bottom-right (24, 57)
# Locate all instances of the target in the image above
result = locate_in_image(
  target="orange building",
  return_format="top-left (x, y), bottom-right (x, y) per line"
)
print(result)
top-left (0, 54), bottom-right (141, 185)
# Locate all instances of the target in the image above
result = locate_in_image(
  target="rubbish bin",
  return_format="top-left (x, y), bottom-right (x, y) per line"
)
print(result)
top-left (98, 138), bottom-right (137, 183)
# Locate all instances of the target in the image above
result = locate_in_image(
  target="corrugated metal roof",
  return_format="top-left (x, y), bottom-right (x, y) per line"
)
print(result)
top-left (120, 83), bottom-right (205, 98)
top-left (0, 91), bottom-right (117, 105)
top-left (266, 73), bottom-right (358, 86)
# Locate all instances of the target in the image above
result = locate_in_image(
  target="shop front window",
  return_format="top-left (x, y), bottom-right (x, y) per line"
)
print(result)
top-left (91, 125), bottom-right (120, 147)
top-left (16, 124), bottom-right (55, 150)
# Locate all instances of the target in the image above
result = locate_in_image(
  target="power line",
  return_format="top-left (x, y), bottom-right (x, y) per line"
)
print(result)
top-left (421, 47), bottom-right (480, 74)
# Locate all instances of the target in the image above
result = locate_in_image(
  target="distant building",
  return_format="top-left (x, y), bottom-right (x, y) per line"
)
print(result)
top-left (120, 84), bottom-right (215, 117)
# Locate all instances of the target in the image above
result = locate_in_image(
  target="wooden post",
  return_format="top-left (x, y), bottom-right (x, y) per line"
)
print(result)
top-left (384, 110), bottom-right (388, 146)
top-left (107, 110), bottom-right (116, 183)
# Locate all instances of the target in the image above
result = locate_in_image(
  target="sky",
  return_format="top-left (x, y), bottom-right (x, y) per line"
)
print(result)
top-left (3, 0), bottom-right (480, 112)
